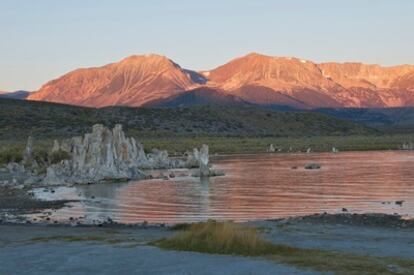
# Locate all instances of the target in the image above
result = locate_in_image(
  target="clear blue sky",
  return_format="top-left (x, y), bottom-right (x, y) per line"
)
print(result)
top-left (1, 0), bottom-right (414, 91)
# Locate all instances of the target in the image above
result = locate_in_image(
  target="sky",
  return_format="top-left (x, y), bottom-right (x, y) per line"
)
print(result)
top-left (1, 0), bottom-right (414, 91)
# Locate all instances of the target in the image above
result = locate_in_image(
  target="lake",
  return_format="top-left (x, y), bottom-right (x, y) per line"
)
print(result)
top-left (32, 151), bottom-right (414, 224)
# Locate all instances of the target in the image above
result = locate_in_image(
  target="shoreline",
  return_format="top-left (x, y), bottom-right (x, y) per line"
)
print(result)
top-left (2, 212), bottom-right (413, 229)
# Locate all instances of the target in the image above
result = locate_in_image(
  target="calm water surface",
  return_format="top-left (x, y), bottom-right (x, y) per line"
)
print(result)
top-left (32, 151), bottom-right (414, 224)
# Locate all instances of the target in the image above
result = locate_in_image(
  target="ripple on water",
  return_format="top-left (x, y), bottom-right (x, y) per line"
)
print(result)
top-left (30, 151), bottom-right (414, 224)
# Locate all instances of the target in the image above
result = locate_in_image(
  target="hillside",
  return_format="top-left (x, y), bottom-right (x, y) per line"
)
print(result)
top-left (27, 53), bottom-right (414, 109)
top-left (0, 90), bottom-right (30, 99)
top-left (28, 54), bottom-right (205, 107)
top-left (0, 98), bottom-right (372, 141)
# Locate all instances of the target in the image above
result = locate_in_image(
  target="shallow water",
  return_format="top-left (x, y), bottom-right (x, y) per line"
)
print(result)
top-left (31, 151), bottom-right (414, 224)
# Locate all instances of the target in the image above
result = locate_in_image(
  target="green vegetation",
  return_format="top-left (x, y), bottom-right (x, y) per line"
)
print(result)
top-left (154, 220), bottom-right (414, 275)
top-left (0, 98), bottom-right (371, 140)
top-left (0, 146), bottom-right (23, 164)
top-left (49, 149), bottom-right (71, 164)
top-left (2, 134), bottom-right (414, 165)
top-left (141, 134), bottom-right (414, 154)
top-left (2, 98), bottom-right (414, 159)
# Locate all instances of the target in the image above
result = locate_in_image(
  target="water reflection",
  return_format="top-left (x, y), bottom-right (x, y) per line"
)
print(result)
top-left (33, 151), bottom-right (414, 224)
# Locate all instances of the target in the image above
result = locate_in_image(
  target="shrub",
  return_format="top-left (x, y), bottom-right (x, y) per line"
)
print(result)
top-left (155, 220), bottom-right (274, 256)
top-left (32, 149), bottom-right (49, 167)
top-left (0, 147), bottom-right (23, 164)
top-left (49, 149), bottom-right (71, 164)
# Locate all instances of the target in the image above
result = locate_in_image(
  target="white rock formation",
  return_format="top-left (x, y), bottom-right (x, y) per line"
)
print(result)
top-left (267, 144), bottom-right (276, 153)
top-left (199, 144), bottom-right (210, 177)
top-left (44, 124), bottom-right (148, 185)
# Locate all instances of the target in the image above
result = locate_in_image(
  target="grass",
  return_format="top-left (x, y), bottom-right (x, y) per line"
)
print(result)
top-left (140, 134), bottom-right (414, 154)
top-left (154, 220), bottom-right (414, 275)
top-left (2, 134), bottom-right (414, 165)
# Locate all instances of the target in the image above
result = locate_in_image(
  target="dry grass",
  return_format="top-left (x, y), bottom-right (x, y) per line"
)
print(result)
top-left (156, 220), bottom-right (272, 256)
top-left (154, 220), bottom-right (414, 275)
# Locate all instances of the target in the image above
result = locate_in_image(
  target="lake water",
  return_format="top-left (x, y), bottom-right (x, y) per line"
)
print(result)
top-left (32, 151), bottom-right (414, 224)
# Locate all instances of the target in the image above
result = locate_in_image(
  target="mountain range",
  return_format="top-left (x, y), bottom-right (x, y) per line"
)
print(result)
top-left (0, 90), bottom-right (31, 100)
top-left (26, 53), bottom-right (414, 109)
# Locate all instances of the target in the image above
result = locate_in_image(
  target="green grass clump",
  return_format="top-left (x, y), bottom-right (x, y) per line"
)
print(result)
top-left (154, 220), bottom-right (414, 275)
top-left (0, 146), bottom-right (23, 164)
top-left (157, 220), bottom-right (271, 256)
top-left (49, 149), bottom-right (71, 164)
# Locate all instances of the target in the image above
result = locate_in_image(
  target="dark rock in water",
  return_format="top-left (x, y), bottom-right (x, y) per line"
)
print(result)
top-left (304, 163), bottom-right (321, 170)
top-left (395, 200), bottom-right (404, 206)
top-left (169, 172), bottom-right (175, 178)
top-left (192, 169), bottom-right (225, 178)
top-left (342, 208), bottom-right (348, 212)
top-left (291, 166), bottom-right (298, 169)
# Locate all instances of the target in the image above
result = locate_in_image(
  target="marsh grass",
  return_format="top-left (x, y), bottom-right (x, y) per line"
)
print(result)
top-left (154, 220), bottom-right (414, 275)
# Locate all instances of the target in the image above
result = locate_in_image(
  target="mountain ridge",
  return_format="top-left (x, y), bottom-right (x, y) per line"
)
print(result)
top-left (27, 53), bottom-right (414, 108)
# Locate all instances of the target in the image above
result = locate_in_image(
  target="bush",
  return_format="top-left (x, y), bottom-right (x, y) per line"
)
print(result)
top-left (49, 149), bottom-right (71, 164)
top-left (0, 147), bottom-right (23, 164)
top-left (155, 220), bottom-right (273, 256)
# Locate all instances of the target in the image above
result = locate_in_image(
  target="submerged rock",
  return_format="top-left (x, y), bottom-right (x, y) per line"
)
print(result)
top-left (304, 163), bottom-right (321, 170)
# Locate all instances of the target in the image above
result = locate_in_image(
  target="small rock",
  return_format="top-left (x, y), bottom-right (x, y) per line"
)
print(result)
top-left (395, 200), bottom-right (404, 206)
top-left (304, 163), bottom-right (321, 170)
top-left (342, 208), bottom-right (348, 212)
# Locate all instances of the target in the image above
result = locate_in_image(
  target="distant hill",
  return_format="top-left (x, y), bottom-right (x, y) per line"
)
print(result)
top-left (144, 87), bottom-right (250, 108)
top-left (315, 107), bottom-right (414, 133)
top-left (27, 53), bottom-right (414, 109)
top-left (0, 98), bottom-right (372, 140)
top-left (0, 90), bottom-right (30, 99)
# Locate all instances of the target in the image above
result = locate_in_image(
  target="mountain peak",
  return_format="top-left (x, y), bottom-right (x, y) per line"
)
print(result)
top-left (27, 53), bottom-right (414, 109)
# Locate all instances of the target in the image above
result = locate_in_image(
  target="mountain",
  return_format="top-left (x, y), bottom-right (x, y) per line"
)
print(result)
top-left (28, 54), bottom-right (205, 107)
top-left (27, 53), bottom-right (414, 108)
top-left (144, 87), bottom-right (250, 108)
top-left (207, 53), bottom-right (414, 108)
top-left (0, 90), bottom-right (30, 99)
